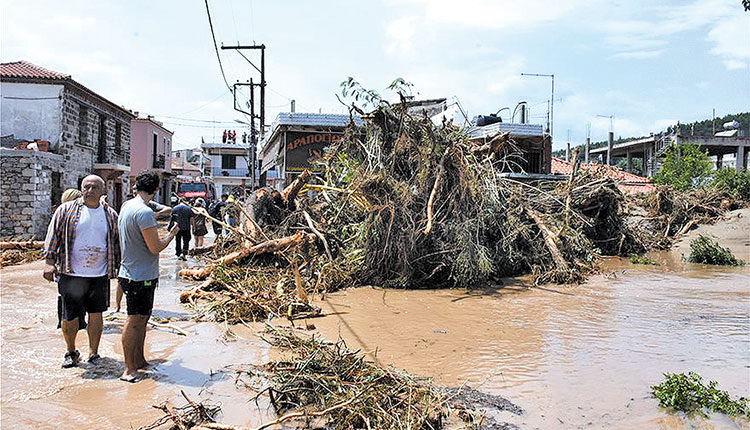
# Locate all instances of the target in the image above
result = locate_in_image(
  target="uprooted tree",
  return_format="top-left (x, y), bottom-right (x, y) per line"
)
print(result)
top-left (176, 80), bottom-right (659, 322)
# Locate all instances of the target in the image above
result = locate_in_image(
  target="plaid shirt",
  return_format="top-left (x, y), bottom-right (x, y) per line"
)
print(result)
top-left (43, 198), bottom-right (121, 279)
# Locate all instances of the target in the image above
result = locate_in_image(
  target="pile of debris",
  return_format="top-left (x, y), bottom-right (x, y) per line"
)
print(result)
top-left (177, 96), bottom-right (742, 324)
top-left (227, 326), bottom-right (522, 429)
top-left (0, 240), bottom-right (44, 268)
top-left (628, 185), bottom-right (733, 249)
top-left (139, 391), bottom-right (220, 430)
top-left (177, 102), bottom-right (651, 321)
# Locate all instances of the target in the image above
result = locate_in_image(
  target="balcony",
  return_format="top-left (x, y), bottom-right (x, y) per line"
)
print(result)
top-left (211, 167), bottom-right (251, 177)
top-left (152, 154), bottom-right (166, 169)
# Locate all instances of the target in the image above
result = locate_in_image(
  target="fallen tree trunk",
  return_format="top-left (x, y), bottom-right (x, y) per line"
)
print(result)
top-left (281, 170), bottom-right (311, 209)
top-left (525, 207), bottom-right (569, 272)
top-left (0, 241), bottom-right (44, 250)
top-left (178, 232), bottom-right (318, 281)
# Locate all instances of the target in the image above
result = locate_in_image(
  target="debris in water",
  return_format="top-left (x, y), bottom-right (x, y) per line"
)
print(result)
top-left (224, 326), bottom-right (522, 430)
top-left (686, 234), bottom-right (745, 266)
top-left (651, 371), bottom-right (749, 418)
top-left (139, 390), bottom-right (221, 430)
top-left (0, 240), bottom-right (44, 267)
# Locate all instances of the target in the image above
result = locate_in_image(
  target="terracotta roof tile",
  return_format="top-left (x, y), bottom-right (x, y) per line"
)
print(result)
top-left (0, 61), bottom-right (70, 80)
top-left (551, 157), bottom-right (653, 194)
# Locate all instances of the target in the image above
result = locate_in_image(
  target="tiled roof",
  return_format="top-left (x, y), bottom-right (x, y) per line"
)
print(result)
top-left (0, 61), bottom-right (70, 80)
top-left (551, 157), bottom-right (653, 193)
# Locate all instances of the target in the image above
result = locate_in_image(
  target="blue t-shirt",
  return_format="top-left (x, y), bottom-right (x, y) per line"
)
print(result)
top-left (118, 197), bottom-right (159, 281)
top-left (170, 203), bottom-right (194, 231)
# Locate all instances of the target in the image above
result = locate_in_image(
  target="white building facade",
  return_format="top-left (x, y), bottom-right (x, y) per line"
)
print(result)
top-left (200, 141), bottom-right (256, 197)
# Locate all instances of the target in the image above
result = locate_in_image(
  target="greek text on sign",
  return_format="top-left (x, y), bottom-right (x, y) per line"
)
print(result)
top-left (286, 133), bottom-right (342, 152)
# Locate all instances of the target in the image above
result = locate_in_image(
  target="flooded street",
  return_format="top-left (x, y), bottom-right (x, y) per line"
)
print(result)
top-left (1, 240), bottom-right (277, 429)
top-left (2, 213), bottom-right (749, 429)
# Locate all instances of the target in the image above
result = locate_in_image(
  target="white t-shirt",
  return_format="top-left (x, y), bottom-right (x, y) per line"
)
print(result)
top-left (70, 204), bottom-right (109, 277)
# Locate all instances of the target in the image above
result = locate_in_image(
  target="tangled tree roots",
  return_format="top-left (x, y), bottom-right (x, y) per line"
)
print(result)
top-left (177, 86), bottom-right (742, 324)
top-left (226, 326), bottom-right (522, 430)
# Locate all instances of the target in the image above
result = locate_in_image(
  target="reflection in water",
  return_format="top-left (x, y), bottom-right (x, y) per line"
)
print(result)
top-left (311, 263), bottom-right (750, 429)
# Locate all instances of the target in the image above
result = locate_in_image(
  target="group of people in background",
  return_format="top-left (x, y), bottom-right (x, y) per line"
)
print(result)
top-left (221, 129), bottom-right (249, 144)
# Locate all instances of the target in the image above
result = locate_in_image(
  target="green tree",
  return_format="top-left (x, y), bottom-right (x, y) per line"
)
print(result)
top-left (652, 143), bottom-right (712, 191)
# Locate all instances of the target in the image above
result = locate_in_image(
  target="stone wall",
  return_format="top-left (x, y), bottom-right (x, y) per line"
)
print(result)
top-left (0, 148), bottom-right (65, 239)
top-left (58, 86), bottom-right (132, 189)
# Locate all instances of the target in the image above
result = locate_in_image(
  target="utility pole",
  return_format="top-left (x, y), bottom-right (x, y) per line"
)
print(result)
top-left (221, 44), bottom-right (266, 132)
top-left (585, 121), bottom-right (591, 163)
top-left (597, 115), bottom-right (615, 165)
top-left (521, 73), bottom-right (554, 139)
top-left (712, 108), bottom-right (716, 135)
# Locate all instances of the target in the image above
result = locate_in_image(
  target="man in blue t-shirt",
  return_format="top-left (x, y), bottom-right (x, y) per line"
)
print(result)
top-left (168, 201), bottom-right (195, 260)
top-left (117, 170), bottom-right (178, 382)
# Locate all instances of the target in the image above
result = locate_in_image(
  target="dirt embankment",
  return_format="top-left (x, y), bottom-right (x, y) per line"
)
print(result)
top-left (670, 207), bottom-right (750, 262)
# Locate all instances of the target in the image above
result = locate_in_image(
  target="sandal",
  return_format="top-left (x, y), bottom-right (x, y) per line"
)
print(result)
top-left (88, 353), bottom-right (101, 364)
top-left (62, 350), bottom-right (80, 368)
top-left (119, 373), bottom-right (138, 383)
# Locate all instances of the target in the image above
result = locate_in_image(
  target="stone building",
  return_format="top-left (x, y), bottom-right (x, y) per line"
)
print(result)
top-left (0, 61), bottom-right (134, 239)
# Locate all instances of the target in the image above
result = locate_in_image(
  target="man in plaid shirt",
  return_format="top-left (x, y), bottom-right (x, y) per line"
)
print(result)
top-left (43, 175), bottom-right (120, 368)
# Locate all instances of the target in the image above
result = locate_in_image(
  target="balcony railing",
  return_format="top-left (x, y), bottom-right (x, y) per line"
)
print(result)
top-left (211, 167), bottom-right (251, 177)
top-left (153, 154), bottom-right (166, 169)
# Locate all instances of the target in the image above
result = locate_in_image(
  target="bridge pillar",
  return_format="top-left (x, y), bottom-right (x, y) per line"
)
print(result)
top-left (585, 137), bottom-right (590, 163)
top-left (737, 145), bottom-right (746, 170)
top-left (716, 153), bottom-right (723, 170)
top-left (607, 131), bottom-right (614, 165)
top-left (626, 151), bottom-right (633, 172)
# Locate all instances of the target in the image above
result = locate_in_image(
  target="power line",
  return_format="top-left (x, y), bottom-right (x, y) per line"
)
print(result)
top-left (162, 121), bottom-right (234, 129)
top-left (154, 114), bottom-right (237, 124)
top-left (179, 91), bottom-right (230, 116)
top-left (204, 0), bottom-right (232, 93)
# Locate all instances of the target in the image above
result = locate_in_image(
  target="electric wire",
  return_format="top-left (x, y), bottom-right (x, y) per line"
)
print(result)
top-left (204, 0), bottom-right (233, 93)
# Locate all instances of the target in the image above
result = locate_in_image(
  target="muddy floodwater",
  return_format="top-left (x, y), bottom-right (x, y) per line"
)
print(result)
top-left (2, 212), bottom-right (749, 429)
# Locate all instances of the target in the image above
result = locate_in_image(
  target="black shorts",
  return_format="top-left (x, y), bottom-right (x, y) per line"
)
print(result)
top-left (58, 274), bottom-right (110, 321)
top-left (119, 278), bottom-right (157, 316)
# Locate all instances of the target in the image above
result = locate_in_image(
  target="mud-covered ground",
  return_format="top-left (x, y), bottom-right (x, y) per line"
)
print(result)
top-left (1, 211), bottom-right (748, 429)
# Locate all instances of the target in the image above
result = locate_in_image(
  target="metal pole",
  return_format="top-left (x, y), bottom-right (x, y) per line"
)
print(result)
top-left (250, 78), bottom-right (255, 187)
top-left (550, 74), bottom-right (554, 139)
top-left (260, 46), bottom-right (265, 133)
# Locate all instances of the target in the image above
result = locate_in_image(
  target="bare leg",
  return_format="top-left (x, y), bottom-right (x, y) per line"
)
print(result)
top-left (61, 318), bottom-right (78, 352)
top-left (135, 313), bottom-right (151, 369)
top-left (87, 312), bottom-right (103, 356)
top-left (121, 314), bottom-right (148, 380)
top-left (115, 283), bottom-right (123, 313)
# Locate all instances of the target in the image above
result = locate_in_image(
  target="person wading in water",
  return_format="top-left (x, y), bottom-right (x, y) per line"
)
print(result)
top-left (117, 171), bottom-right (178, 382)
top-left (43, 175), bottom-right (120, 368)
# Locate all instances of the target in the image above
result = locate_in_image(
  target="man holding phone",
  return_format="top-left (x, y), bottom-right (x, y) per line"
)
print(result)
top-left (117, 170), bottom-right (178, 382)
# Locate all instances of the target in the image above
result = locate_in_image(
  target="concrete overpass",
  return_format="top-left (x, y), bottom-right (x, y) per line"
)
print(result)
top-left (588, 133), bottom-right (749, 177)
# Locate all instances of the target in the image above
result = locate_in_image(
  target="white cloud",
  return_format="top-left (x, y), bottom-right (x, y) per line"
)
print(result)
top-left (385, 16), bottom-right (419, 56)
top-left (707, 13), bottom-right (750, 70)
top-left (599, 0), bottom-right (744, 66)
top-left (610, 50), bottom-right (663, 60)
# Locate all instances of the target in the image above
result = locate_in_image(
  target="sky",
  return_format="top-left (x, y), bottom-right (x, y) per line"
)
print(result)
top-left (2, 0), bottom-right (748, 151)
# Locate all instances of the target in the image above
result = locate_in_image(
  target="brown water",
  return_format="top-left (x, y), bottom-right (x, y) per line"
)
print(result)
top-left (2, 215), bottom-right (749, 429)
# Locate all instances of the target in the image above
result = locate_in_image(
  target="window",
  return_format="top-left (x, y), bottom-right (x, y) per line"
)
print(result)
top-left (97, 115), bottom-right (107, 163)
top-left (114, 122), bottom-right (122, 155)
top-left (222, 154), bottom-right (237, 169)
top-left (78, 105), bottom-right (88, 145)
top-left (152, 133), bottom-right (158, 167)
